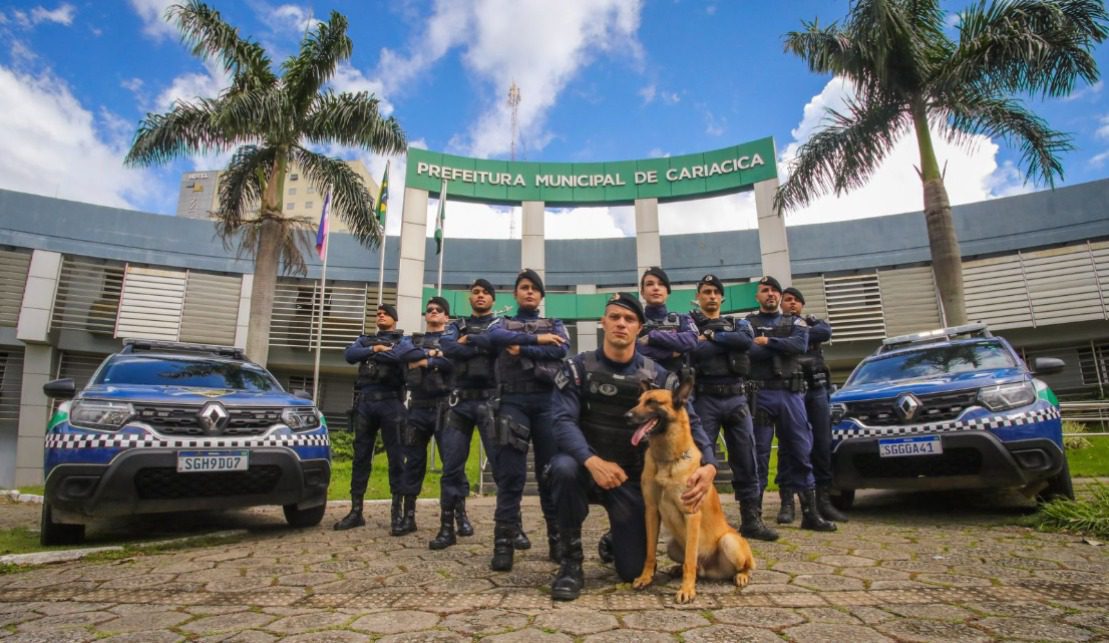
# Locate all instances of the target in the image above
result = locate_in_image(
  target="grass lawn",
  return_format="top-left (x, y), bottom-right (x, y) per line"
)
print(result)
top-left (1065, 434), bottom-right (1109, 478)
top-left (329, 431), bottom-right (485, 501)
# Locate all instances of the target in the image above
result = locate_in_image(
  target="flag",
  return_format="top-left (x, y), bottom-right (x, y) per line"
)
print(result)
top-left (375, 164), bottom-right (389, 227)
top-left (314, 192), bottom-right (331, 258)
top-left (434, 179), bottom-right (447, 255)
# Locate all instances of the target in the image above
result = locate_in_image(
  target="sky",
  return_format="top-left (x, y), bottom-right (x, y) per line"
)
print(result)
top-left (2, 0), bottom-right (1109, 241)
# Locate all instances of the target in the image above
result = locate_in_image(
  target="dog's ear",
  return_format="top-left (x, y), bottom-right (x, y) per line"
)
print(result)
top-left (640, 379), bottom-right (653, 395)
top-left (673, 368), bottom-right (695, 409)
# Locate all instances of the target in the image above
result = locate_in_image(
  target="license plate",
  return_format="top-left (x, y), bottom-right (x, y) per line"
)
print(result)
top-left (878, 435), bottom-right (943, 458)
top-left (177, 450), bottom-right (249, 472)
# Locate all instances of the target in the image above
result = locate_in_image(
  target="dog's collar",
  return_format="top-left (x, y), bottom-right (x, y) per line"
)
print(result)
top-left (654, 447), bottom-right (695, 464)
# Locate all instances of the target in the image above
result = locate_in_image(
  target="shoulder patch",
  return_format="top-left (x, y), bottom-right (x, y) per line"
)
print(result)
top-left (555, 358), bottom-right (579, 390)
top-left (793, 317), bottom-right (809, 328)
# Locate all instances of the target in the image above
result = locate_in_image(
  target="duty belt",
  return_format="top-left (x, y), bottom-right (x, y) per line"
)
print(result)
top-left (754, 379), bottom-right (798, 391)
top-left (362, 389), bottom-right (403, 401)
top-left (452, 388), bottom-right (496, 400)
top-left (408, 397), bottom-right (445, 409)
top-left (696, 381), bottom-right (745, 397)
top-left (501, 381), bottom-right (551, 395)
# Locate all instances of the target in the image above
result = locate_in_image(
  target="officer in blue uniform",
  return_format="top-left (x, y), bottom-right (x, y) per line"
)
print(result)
top-left (781, 287), bottom-right (848, 523)
top-left (432, 279), bottom-right (501, 550)
top-left (690, 274), bottom-right (778, 541)
top-left (335, 303), bottom-right (412, 531)
top-left (467, 269), bottom-right (569, 571)
top-left (395, 296), bottom-right (454, 536)
top-left (547, 293), bottom-right (720, 601)
top-left (747, 276), bottom-right (836, 532)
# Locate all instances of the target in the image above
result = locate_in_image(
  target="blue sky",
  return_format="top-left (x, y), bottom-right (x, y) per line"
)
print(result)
top-left (3, 0), bottom-right (1108, 239)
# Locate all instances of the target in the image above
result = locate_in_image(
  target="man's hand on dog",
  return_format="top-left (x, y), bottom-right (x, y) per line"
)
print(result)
top-left (585, 456), bottom-right (627, 490)
top-left (681, 464), bottom-right (717, 512)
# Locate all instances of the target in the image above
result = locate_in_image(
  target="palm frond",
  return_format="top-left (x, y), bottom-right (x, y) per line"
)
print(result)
top-left (214, 86), bottom-right (287, 141)
top-left (233, 213), bottom-right (315, 277)
top-left (293, 148), bottom-right (380, 247)
top-left (167, 1), bottom-right (276, 92)
top-left (302, 91), bottom-right (407, 154)
top-left (282, 11), bottom-right (353, 114)
top-left (775, 97), bottom-right (909, 212)
top-left (212, 145), bottom-right (275, 233)
top-left (125, 98), bottom-right (227, 167)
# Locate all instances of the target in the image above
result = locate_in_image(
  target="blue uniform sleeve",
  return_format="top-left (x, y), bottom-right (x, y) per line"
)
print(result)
top-left (710, 325), bottom-right (753, 350)
top-left (371, 336), bottom-right (411, 364)
top-left (807, 317), bottom-right (832, 344)
top-left (646, 314), bottom-right (698, 354)
top-left (475, 318), bottom-right (539, 350)
top-left (440, 322), bottom-right (481, 359)
top-left (345, 336), bottom-right (374, 364)
top-left (551, 359), bottom-right (595, 465)
top-left (767, 318), bottom-right (809, 355)
top-left (518, 319), bottom-right (570, 360)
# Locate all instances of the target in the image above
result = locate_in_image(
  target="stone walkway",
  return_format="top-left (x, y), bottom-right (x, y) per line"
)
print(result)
top-left (1, 489), bottom-right (1108, 642)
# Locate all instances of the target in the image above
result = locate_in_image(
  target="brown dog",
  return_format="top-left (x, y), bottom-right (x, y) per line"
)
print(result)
top-left (626, 376), bottom-right (755, 603)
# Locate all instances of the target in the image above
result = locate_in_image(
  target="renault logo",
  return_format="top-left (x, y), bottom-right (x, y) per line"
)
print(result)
top-left (197, 401), bottom-right (230, 434)
top-left (895, 393), bottom-right (922, 422)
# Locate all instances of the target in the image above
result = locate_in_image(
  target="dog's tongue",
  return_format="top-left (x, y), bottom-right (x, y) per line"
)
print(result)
top-left (630, 417), bottom-right (658, 447)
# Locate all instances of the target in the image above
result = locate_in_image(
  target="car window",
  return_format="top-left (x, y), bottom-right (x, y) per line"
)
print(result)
top-left (95, 356), bottom-right (281, 391)
top-left (849, 341), bottom-right (1017, 386)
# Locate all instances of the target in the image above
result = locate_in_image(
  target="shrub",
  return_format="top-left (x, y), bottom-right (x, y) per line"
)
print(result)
top-left (1030, 481), bottom-right (1109, 539)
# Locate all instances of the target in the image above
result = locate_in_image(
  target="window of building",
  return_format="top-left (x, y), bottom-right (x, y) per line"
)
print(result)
top-left (307, 186), bottom-right (316, 194)
top-left (288, 188), bottom-right (297, 196)
top-left (289, 173), bottom-right (299, 181)
top-left (305, 201), bottom-right (314, 210)
top-left (191, 182), bottom-right (204, 192)
top-left (286, 202), bottom-right (295, 210)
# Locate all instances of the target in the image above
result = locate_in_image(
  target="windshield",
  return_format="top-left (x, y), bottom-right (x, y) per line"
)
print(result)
top-left (848, 341), bottom-right (1018, 386)
top-left (94, 356), bottom-right (281, 391)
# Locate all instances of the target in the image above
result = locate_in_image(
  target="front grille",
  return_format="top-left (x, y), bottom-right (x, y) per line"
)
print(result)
top-left (845, 389), bottom-right (979, 426)
top-left (134, 466), bottom-right (282, 499)
top-left (132, 404), bottom-right (282, 436)
top-left (852, 448), bottom-right (982, 478)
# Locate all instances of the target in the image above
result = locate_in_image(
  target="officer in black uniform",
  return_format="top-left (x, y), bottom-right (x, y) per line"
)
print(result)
top-left (467, 269), bottom-right (569, 571)
top-left (690, 274), bottom-right (778, 541)
top-left (335, 303), bottom-right (412, 531)
top-left (782, 287), bottom-right (848, 523)
top-left (547, 293), bottom-right (720, 601)
top-left (747, 277), bottom-right (835, 532)
top-left (395, 296), bottom-right (454, 536)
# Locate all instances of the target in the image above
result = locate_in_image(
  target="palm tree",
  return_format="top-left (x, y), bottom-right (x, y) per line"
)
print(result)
top-left (125, 1), bottom-right (406, 365)
top-left (776, 0), bottom-right (1107, 326)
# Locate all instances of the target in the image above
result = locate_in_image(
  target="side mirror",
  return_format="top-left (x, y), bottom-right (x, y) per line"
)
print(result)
top-left (292, 389), bottom-right (314, 400)
top-left (1031, 357), bottom-right (1065, 376)
top-left (43, 378), bottom-right (77, 400)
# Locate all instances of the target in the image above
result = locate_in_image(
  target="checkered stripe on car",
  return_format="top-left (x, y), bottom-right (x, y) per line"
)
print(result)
top-left (835, 406), bottom-right (1061, 439)
top-left (45, 433), bottom-right (330, 450)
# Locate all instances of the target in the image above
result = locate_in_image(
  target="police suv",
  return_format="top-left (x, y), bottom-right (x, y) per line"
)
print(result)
top-left (828, 323), bottom-right (1071, 510)
top-left (39, 340), bottom-right (331, 545)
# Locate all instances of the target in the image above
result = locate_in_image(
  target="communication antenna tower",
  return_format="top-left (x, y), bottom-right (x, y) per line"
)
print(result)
top-left (507, 82), bottom-right (522, 238)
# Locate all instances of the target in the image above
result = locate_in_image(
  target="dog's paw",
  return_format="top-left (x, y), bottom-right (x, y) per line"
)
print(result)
top-left (734, 571), bottom-right (751, 588)
top-left (675, 586), bottom-right (697, 604)
top-left (632, 573), bottom-right (654, 590)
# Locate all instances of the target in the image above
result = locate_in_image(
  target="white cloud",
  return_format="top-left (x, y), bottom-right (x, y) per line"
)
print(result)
top-left (129, 0), bottom-right (177, 40)
top-left (264, 4), bottom-right (323, 34)
top-left (660, 193), bottom-right (757, 235)
top-left (639, 83), bottom-right (678, 106)
top-left (1061, 80), bottom-right (1102, 102)
top-left (639, 83), bottom-right (656, 104)
top-left (30, 4), bottom-right (75, 25)
top-left (1095, 114), bottom-right (1109, 140)
top-left (329, 64), bottom-right (394, 116)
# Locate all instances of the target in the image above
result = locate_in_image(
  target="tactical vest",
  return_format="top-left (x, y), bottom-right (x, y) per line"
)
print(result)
top-left (495, 317), bottom-right (561, 386)
top-left (798, 337), bottom-right (829, 386)
top-left (405, 332), bottom-right (450, 397)
top-left (641, 312), bottom-right (686, 373)
top-left (356, 331), bottom-right (405, 389)
top-left (578, 352), bottom-right (657, 475)
top-left (745, 313), bottom-right (802, 382)
top-left (693, 314), bottom-right (750, 379)
top-left (452, 316), bottom-right (497, 386)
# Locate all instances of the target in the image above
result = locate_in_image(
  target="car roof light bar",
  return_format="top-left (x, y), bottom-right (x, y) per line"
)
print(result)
top-left (121, 338), bottom-right (246, 360)
top-left (878, 322), bottom-right (992, 353)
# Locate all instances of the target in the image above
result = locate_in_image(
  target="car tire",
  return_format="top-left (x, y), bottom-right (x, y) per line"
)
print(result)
top-left (283, 502), bottom-right (327, 528)
top-left (1037, 458), bottom-right (1075, 503)
top-left (40, 502), bottom-right (85, 547)
top-left (830, 489), bottom-right (855, 512)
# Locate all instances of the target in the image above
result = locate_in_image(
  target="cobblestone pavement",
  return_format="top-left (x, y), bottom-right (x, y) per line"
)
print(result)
top-left (2, 490), bottom-right (1108, 642)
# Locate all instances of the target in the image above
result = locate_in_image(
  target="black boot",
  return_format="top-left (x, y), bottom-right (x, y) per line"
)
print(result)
top-left (740, 497), bottom-right (779, 541)
top-left (491, 521), bottom-right (515, 571)
top-left (816, 486), bottom-right (849, 523)
top-left (546, 519), bottom-right (562, 563)
top-left (455, 497), bottom-right (474, 537)
top-left (776, 489), bottom-right (796, 525)
top-left (550, 527), bottom-right (584, 601)
top-left (395, 495), bottom-right (417, 535)
top-left (334, 497), bottom-right (366, 531)
top-left (513, 521), bottom-right (532, 550)
top-left (597, 530), bottom-right (614, 563)
top-left (428, 508), bottom-right (456, 550)
top-left (389, 494), bottom-right (405, 536)
top-left (798, 488), bottom-right (838, 532)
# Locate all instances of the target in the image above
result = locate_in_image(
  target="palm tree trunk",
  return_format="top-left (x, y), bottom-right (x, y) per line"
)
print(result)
top-left (912, 100), bottom-right (968, 326)
top-left (246, 216), bottom-right (282, 365)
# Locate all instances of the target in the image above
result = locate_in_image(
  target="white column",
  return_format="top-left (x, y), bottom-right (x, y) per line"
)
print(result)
top-left (575, 284), bottom-right (598, 353)
top-left (16, 250), bottom-right (62, 344)
top-left (754, 177), bottom-right (792, 284)
top-left (396, 187), bottom-right (430, 331)
top-left (14, 250), bottom-right (62, 486)
top-left (634, 198), bottom-right (661, 277)
top-left (234, 274), bottom-right (253, 349)
top-left (520, 201), bottom-right (545, 278)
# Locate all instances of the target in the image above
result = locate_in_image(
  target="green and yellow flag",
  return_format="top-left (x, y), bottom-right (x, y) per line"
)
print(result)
top-left (434, 179), bottom-right (447, 255)
top-left (375, 163), bottom-right (389, 227)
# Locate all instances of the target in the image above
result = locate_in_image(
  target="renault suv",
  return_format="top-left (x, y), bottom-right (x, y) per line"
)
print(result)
top-left (828, 324), bottom-right (1070, 510)
top-left (40, 340), bottom-right (331, 545)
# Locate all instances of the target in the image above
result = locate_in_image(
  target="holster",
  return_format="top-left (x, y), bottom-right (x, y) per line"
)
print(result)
top-left (722, 403), bottom-right (749, 429)
top-left (789, 373), bottom-right (808, 393)
top-left (496, 414), bottom-right (531, 452)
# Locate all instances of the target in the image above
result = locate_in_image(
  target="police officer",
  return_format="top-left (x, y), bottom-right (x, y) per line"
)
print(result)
top-left (467, 269), bottom-right (569, 571)
top-left (395, 296), bottom-right (454, 536)
top-left (690, 274), bottom-right (778, 541)
top-left (547, 293), bottom-right (720, 601)
top-left (433, 279), bottom-right (501, 550)
top-left (782, 287), bottom-right (848, 523)
top-left (335, 303), bottom-right (412, 531)
top-left (747, 276), bottom-right (835, 532)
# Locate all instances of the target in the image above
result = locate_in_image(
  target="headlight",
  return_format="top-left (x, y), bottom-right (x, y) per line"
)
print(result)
top-left (69, 400), bottom-right (134, 431)
top-left (830, 403), bottom-right (847, 423)
top-left (977, 381), bottom-right (1036, 412)
top-left (282, 406), bottom-right (321, 430)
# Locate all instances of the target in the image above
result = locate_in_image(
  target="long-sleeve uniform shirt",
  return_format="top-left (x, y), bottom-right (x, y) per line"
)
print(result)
top-left (638, 303), bottom-right (699, 372)
top-left (746, 311), bottom-right (809, 381)
top-left (691, 315), bottom-right (755, 385)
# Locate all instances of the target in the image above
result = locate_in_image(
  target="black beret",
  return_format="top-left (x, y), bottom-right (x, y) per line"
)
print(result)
top-left (470, 278), bottom-right (496, 299)
top-left (640, 266), bottom-right (672, 293)
top-left (782, 287), bottom-right (805, 305)
top-left (697, 273), bottom-right (725, 294)
top-left (426, 296), bottom-right (450, 316)
top-left (377, 303), bottom-right (398, 321)
top-left (758, 275), bottom-right (782, 293)
top-left (605, 292), bottom-right (645, 324)
top-left (515, 269), bottom-right (545, 297)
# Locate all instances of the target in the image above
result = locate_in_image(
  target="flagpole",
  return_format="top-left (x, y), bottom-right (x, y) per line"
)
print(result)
top-left (376, 160), bottom-right (390, 310)
top-left (436, 179), bottom-right (447, 295)
top-left (312, 193), bottom-right (331, 404)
